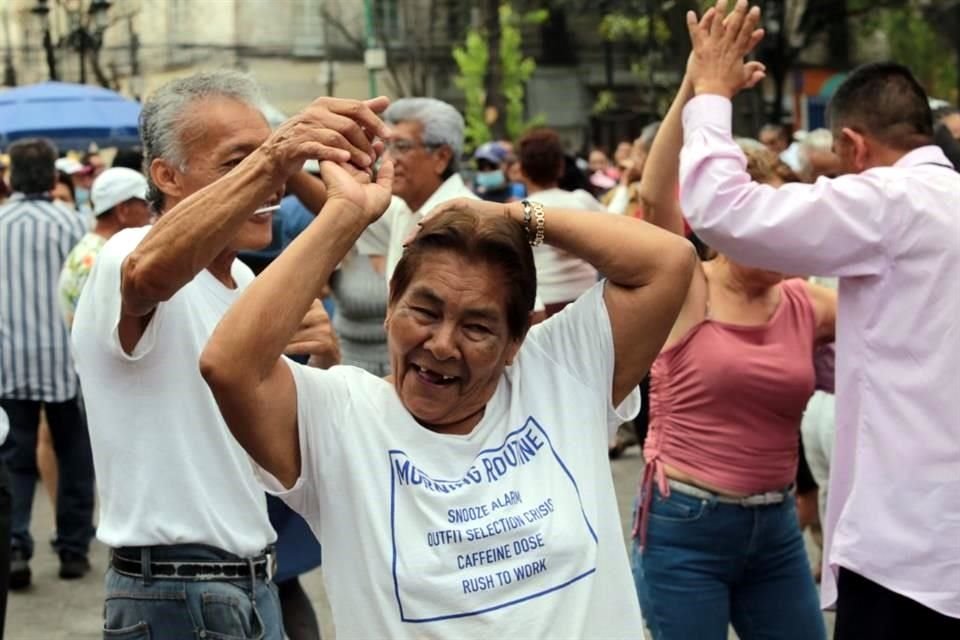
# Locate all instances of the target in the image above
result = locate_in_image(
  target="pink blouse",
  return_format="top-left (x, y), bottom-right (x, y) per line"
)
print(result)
top-left (636, 278), bottom-right (816, 542)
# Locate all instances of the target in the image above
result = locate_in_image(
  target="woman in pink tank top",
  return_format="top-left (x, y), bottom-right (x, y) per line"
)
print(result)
top-left (629, 72), bottom-right (838, 640)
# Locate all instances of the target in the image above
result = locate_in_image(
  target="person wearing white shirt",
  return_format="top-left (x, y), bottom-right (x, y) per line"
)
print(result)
top-left (356, 97), bottom-right (479, 281)
top-left (199, 150), bottom-right (697, 639)
top-left (517, 127), bottom-right (604, 316)
top-left (71, 70), bottom-right (378, 639)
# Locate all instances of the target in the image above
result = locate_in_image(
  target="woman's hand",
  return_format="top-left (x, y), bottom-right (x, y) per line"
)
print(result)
top-left (403, 197), bottom-right (516, 246)
top-left (319, 156), bottom-right (395, 223)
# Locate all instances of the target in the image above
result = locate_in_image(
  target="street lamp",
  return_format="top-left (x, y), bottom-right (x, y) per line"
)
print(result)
top-left (32, 0), bottom-right (112, 84)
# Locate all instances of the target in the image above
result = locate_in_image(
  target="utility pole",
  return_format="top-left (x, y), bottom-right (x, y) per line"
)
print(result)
top-left (323, 10), bottom-right (334, 96)
top-left (2, 6), bottom-right (16, 86)
top-left (363, 0), bottom-right (378, 97)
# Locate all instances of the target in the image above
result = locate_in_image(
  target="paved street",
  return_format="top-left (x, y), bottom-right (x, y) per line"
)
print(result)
top-left (6, 447), bottom-right (833, 639)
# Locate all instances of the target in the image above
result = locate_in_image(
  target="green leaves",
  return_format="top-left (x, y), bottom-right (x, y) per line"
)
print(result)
top-left (453, 30), bottom-right (492, 148)
top-left (599, 13), bottom-right (670, 45)
top-left (453, 3), bottom-right (548, 151)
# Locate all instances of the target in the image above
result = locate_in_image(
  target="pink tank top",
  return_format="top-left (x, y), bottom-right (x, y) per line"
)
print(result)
top-left (635, 278), bottom-right (817, 542)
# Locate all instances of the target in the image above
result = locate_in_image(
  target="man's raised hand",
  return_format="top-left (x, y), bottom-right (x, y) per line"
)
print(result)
top-left (263, 96), bottom-right (393, 179)
top-left (686, 0), bottom-right (765, 99)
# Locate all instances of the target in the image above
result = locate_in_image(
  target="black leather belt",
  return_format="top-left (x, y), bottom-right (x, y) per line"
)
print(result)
top-left (111, 547), bottom-right (275, 582)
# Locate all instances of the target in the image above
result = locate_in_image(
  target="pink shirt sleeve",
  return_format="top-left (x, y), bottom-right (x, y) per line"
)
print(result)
top-left (679, 94), bottom-right (901, 277)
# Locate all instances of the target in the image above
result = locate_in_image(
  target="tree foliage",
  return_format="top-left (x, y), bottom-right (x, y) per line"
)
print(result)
top-left (452, 30), bottom-right (491, 149)
top-left (453, 3), bottom-right (546, 150)
top-left (861, 2), bottom-right (958, 101)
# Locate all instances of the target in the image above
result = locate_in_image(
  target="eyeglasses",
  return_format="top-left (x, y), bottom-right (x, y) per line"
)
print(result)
top-left (384, 139), bottom-right (442, 155)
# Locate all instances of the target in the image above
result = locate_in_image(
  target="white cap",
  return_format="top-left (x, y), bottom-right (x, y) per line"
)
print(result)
top-left (55, 157), bottom-right (85, 175)
top-left (91, 167), bottom-right (148, 216)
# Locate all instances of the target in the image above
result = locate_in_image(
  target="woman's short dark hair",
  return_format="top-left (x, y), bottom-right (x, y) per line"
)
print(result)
top-left (390, 207), bottom-right (536, 340)
top-left (828, 62), bottom-right (933, 151)
top-left (518, 128), bottom-right (565, 187)
top-left (8, 138), bottom-right (57, 194)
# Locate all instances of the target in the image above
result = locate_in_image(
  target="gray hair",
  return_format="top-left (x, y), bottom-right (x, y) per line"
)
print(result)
top-left (383, 98), bottom-right (464, 176)
top-left (139, 70), bottom-right (265, 212)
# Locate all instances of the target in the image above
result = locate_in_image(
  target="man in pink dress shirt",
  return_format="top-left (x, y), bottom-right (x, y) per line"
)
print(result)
top-left (678, 2), bottom-right (960, 638)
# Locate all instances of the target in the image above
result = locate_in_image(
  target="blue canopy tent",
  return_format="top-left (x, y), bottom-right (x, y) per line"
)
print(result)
top-left (0, 81), bottom-right (140, 150)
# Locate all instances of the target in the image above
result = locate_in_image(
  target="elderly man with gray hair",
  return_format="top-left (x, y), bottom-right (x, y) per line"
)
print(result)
top-left (357, 97), bottom-right (479, 280)
top-left (71, 69), bottom-right (390, 639)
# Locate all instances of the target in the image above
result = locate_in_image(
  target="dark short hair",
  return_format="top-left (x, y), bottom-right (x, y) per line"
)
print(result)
top-left (8, 138), bottom-right (57, 194)
top-left (390, 208), bottom-right (536, 340)
top-left (828, 62), bottom-right (933, 150)
top-left (518, 128), bottom-right (565, 187)
top-left (112, 147), bottom-right (144, 172)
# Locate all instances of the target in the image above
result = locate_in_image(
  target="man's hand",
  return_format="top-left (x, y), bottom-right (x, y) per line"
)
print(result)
top-left (285, 300), bottom-right (340, 370)
top-left (686, 0), bottom-right (766, 99)
top-left (319, 155), bottom-right (394, 224)
top-left (263, 97), bottom-right (393, 180)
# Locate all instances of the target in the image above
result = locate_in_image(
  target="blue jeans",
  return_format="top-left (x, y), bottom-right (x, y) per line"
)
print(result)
top-left (632, 485), bottom-right (825, 640)
top-left (0, 397), bottom-right (95, 558)
top-left (103, 545), bottom-right (284, 639)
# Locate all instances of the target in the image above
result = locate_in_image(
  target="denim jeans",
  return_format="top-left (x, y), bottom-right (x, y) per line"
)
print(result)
top-left (632, 485), bottom-right (826, 640)
top-left (0, 398), bottom-right (95, 558)
top-left (103, 545), bottom-right (284, 639)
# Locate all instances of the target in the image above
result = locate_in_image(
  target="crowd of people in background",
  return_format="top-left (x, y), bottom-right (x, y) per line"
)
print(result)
top-left (0, 1), bottom-right (959, 639)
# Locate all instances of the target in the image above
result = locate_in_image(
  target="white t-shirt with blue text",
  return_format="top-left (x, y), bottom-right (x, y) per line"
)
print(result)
top-left (258, 282), bottom-right (643, 638)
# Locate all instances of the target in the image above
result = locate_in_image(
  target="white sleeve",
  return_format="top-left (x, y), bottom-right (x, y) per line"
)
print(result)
top-left (253, 361), bottom-right (352, 525)
top-left (73, 226), bottom-right (169, 361)
top-left (525, 281), bottom-right (641, 433)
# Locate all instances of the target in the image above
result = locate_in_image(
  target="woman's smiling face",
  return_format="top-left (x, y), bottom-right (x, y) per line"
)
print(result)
top-left (386, 250), bottom-right (523, 434)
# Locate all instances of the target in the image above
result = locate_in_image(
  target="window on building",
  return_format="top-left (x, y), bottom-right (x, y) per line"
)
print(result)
top-left (293, 0), bottom-right (325, 57)
top-left (374, 0), bottom-right (403, 44)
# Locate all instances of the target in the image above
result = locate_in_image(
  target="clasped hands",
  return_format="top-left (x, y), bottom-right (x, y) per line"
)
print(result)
top-left (686, 0), bottom-right (767, 99)
top-left (266, 95), bottom-right (396, 224)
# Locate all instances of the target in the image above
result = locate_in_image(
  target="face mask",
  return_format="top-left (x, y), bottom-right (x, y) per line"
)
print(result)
top-left (75, 187), bottom-right (90, 208)
top-left (475, 170), bottom-right (506, 190)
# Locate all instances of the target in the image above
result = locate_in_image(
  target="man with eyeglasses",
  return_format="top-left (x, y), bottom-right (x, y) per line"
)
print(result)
top-left (357, 97), bottom-right (479, 280)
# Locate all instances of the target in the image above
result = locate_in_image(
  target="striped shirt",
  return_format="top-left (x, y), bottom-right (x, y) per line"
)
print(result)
top-left (0, 194), bottom-right (85, 402)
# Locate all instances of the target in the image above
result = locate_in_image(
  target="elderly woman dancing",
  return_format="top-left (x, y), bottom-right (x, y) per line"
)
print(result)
top-left (200, 143), bottom-right (695, 637)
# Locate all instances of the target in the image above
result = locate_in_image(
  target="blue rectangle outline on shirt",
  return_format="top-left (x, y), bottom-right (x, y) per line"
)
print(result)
top-left (388, 416), bottom-right (598, 624)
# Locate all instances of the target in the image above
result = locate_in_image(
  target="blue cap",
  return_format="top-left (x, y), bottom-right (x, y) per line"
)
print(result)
top-left (474, 142), bottom-right (507, 165)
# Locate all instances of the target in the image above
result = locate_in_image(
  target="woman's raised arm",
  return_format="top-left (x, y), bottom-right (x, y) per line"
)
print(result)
top-left (200, 160), bottom-right (394, 488)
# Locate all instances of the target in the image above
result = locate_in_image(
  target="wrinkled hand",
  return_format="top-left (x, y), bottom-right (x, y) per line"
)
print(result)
top-left (686, 0), bottom-right (766, 99)
top-left (285, 300), bottom-right (340, 369)
top-left (264, 96), bottom-right (392, 179)
top-left (319, 155), bottom-right (394, 223)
